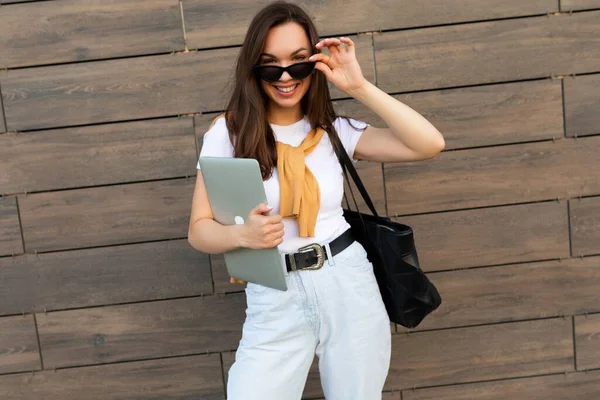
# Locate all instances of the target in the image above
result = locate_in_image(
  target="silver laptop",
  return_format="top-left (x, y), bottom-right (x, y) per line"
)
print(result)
top-left (198, 157), bottom-right (287, 291)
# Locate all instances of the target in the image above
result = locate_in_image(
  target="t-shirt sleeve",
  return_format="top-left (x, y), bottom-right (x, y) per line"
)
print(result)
top-left (334, 117), bottom-right (369, 161)
top-left (196, 117), bottom-right (235, 169)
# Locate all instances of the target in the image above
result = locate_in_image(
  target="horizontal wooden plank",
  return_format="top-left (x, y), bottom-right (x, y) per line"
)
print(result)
top-left (401, 255), bottom-right (600, 331)
top-left (0, 0), bottom-right (184, 69)
top-left (335, 80), bottom-right (563, 150)
top-left (0, 354), bottom-right (224, 400)
top-left (37, 294), bottom-right (246, 369)
top-left (375, 12), bottom-right (600, 93)
top-left (222, 351), bottom-right (323, 399)
top-left (564, 74), bottom-right (600, 137)
top-left (0, 315), bottom-right (39, 374)
top-left (400, 202), bottom-right (569, 272)
top-left (561, 0), bottom-right (600, 10)
top-left (19, 178), bottom-right (194, 252)
top-left (403, 370), bottom-right (600, 400)
top-left (575, 313), bottom-right (600, 370)
top-left (385, 136), bottom-right (600, 215)
top-left (210, 254), bottom-right (241, 294)
top-left (386, 318), bottom-right (573, 390)
top-left (0, 117), bottom-right (196, 194)
top-left (0, 240), bottom-right (212, 316)
top-left (0, 49), bottom-right (237, 131)
top-left (571, 197), bottom-right (600, 256)
top-left (342, 161), bottom-right (386, 216)
top-left (0, 196), bottom-right (22, 256)
top-left (183, 0), bottom-right (557, 49)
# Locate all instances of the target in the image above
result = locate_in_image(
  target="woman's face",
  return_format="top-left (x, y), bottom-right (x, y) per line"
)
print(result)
top-left (258, 22), bottom-right (313, 114)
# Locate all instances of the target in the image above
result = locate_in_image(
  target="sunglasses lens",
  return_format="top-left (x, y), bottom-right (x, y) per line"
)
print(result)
top-left (288, 62), bottom-right (315, 80)
top-left (255, 62), bottom-right (315, 82)
top-left (256, 67), bottom-right (283, 82)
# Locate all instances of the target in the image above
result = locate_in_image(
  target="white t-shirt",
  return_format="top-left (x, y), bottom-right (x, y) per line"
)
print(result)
top-left (196, 116), bottom-right (367, 254)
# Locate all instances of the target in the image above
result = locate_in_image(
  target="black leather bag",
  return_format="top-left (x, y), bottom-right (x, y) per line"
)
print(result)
top-left (332, 134), bottom-right (442, 328)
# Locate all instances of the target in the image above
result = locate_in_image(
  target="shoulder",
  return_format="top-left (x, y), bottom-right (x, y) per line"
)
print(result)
top-left (199, 114), bottom-right (234, 157)
top-left (333, 116), bottom-right (369, 134)
top-left (332, 116), bottom-right (369, 159)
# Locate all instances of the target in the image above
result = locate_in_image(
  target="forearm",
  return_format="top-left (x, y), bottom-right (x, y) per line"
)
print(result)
top-left (350, 81), bottom-right (444, 155)
top-left (188, 218), bottom-right (243, 254)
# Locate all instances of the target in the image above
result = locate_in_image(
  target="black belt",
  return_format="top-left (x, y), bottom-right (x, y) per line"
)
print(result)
top-left (284, 229), bottom-right (355, 272)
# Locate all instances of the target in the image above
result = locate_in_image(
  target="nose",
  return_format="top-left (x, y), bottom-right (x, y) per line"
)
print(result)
top-left (279, 70), bottom-right (293, 82)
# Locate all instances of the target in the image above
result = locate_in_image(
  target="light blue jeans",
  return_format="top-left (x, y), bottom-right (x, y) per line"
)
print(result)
top-left (226, 240), bottom-right (392, 399)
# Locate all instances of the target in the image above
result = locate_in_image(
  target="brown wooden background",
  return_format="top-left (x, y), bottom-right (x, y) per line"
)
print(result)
top-left (1, 0), bottom-right (600, 398)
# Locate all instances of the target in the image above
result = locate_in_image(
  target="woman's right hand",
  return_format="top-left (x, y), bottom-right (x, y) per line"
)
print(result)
top-left (236, 203), bottom-right (285, 249)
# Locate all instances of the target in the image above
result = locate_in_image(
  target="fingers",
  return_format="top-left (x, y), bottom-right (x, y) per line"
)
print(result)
top-left (309, 53), bottom-right (330, 64)
top-left (339, 37), bottom-right (355, 47)
top-left (250, 203), bottom-right (272, 216)
top-left (339, 37), bottom-right (355, 55)
top-left (316, 37), bottom-right (352, 54)
top-left (266, 214), bottom-right (283, 224)
top-left (314, 61), bottom-right (334, 80)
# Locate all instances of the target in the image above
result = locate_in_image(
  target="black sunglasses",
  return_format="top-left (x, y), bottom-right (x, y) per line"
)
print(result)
top-left (253, 61), bottom-right (316, 82)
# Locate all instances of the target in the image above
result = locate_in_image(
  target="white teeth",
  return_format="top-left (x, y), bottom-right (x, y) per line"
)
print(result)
top-left (275, 84), bottom-right (298, 93)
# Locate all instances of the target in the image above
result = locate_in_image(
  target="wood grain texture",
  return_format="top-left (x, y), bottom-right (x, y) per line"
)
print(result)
top-left (571, 197), bottom-right (600, 256)
top-left (0, 354), bottom-right (225, 400)
top-left (403, 370), bottom-right (600, 400)
top-left (0, 196), bottom-right (22, 256)
top-left (400, 256), bottom-right (600, 331)
top-left (19, 178), bottom-right (194, 252)
top-left (375, 12), bottom-right (600, 93)
top-left (561, 0), bottom-right (600, 10)
top-left (0, 84), bottom-right (6, 133)
top-left (385, 136), bottom-right (600, 215)
top-left (0, 117), bottom-right (197, 194)
top-left (0, 0), bottom-right (184, 69)
top-left (182, 0), bottom-right (557, 49)
top-left (400, 202), bottom-right (569, 272)
top-left (0, 315), bottom-right (39, 374)
top-left (575, 313), bottom-right (600, 370)
top-left (222, 351), bottom-right (323, 399)
top-left (0, 49), bottom-right (238, 131)
top-left (0, 240), bottom-right (212, 316)
top-left (37, 294), bottom-right (246, 369)
top-left (386, 318), bottom-right (573, 390)
top-left (335, 80), bottom-right (563, 150)
top-left (343, 161), bottom-right (386, 215)
top-left (564, 74), bottom-right (600, 137)
top-left (211, 254), bottom-right (242, 294)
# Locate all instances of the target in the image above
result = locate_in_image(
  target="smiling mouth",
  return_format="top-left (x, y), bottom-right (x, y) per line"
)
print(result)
top-left (275, 84), bottom-right (299, 93)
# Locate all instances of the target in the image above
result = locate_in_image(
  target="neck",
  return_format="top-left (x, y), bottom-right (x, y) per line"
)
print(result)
top-left (268, 103), bottom-right (304, 126)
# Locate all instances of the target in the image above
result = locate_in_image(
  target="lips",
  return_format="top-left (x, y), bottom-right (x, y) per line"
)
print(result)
top-left (275, 83), bottom-right (299, 93)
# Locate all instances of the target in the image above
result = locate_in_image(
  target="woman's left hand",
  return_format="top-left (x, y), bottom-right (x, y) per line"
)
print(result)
top-left (309, 37), bottom-right (367, 97)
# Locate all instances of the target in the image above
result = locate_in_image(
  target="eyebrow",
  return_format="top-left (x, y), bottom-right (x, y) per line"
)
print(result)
top-left (260, 47), bottom-right (309, 59)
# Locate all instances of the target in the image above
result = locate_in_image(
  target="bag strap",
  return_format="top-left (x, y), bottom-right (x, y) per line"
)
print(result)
top-left (330, 128), bottom-right (379, 217)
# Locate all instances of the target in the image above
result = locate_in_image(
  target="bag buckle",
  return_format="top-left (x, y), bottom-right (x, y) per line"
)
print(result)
top-left (291, 243), bottom-right (325, 271)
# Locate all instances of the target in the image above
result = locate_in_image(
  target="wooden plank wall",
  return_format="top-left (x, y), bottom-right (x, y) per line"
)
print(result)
top-left (1, 0), bottom-right (599, 398)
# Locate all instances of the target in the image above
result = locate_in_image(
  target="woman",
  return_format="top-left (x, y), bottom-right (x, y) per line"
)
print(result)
top-left (188, 1), bottom-right (444, 399)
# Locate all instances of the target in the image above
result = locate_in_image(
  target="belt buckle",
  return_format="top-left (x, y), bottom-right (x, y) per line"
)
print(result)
top-left (292, 243), bottom-right (325, 271)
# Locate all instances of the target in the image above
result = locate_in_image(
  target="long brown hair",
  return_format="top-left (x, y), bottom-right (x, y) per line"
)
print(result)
top-left (225, 1), bottom-right (342, 180)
